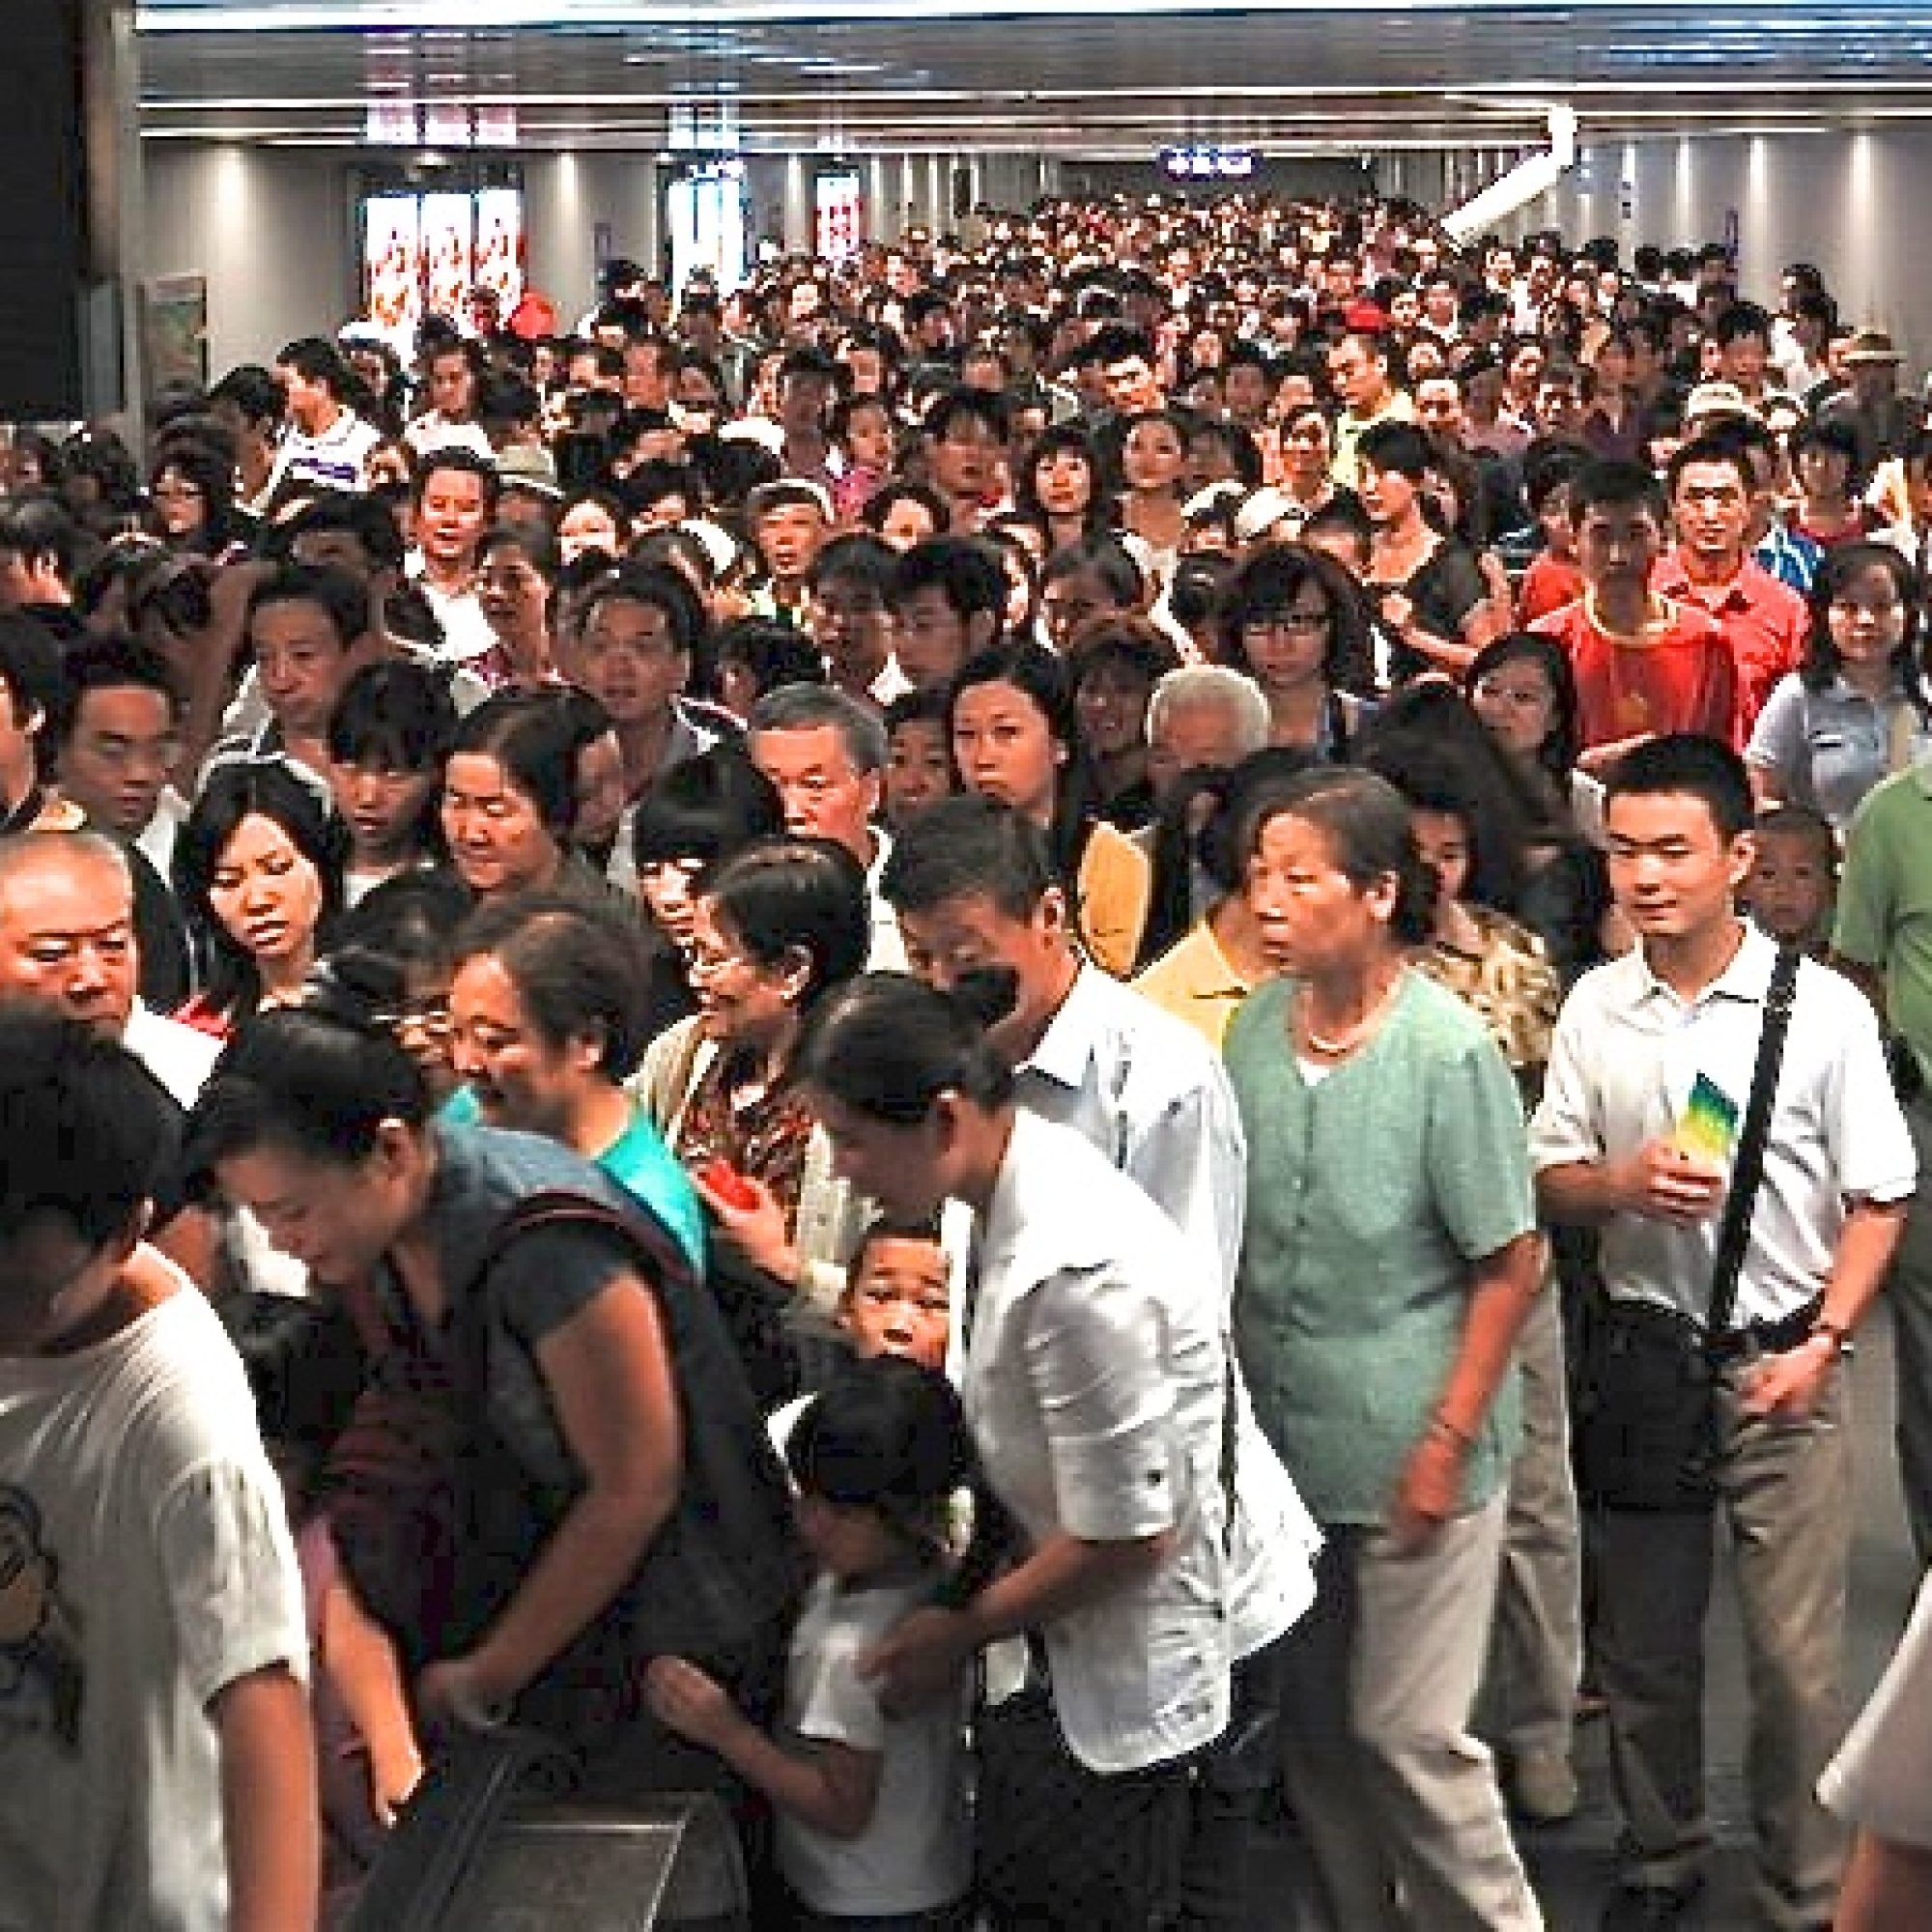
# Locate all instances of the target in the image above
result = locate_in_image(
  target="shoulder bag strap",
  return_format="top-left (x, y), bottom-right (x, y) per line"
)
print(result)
top-left (1706, 944), bottom-right (1801, 1338)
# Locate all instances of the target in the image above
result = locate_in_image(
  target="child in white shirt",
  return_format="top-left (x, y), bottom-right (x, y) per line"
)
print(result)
top-left (648, 1356), bottom-right (981, 1930)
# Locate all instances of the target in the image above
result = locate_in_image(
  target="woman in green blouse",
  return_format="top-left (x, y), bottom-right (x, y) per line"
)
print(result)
top-left (1224, 766), bottom-right (1546, 1932)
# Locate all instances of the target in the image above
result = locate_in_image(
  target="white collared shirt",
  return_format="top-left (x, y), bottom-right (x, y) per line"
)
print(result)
top-left (1019, 964), bottom-right (1248, 1288)
top-left (863, 828), bottom-right (905, 971)
top-left (1530, 923), bottom-right (1916, 1324)
top-left (124, 1003), bottom-right (220, 1111)
top-left (1016, 965), bottom-right (1319, 1658)
top-left (962, 1110), bottom-right (1232, 1775)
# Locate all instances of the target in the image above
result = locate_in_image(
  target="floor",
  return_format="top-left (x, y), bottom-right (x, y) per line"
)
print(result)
top-left (1250, 1306), bottom-right (1926, 1929)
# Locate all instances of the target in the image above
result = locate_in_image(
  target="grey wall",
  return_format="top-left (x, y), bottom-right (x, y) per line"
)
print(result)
top-left (139, 140), bottom-right (1062, 379)
top-left (142, 142), bottom-right (356, 374)
top-left (1514, 128), bottom-right (1932, 378)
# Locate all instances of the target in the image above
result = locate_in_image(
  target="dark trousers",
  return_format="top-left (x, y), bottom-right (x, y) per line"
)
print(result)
top-left (975, 1686), bottom-right (1194, 1931)
top-left (1175, 1634), bottom-right (1289, 1932)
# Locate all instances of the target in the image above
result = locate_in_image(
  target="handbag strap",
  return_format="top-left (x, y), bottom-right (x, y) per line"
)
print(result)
top-left (1706, 944), bottom-right (1801, 1338)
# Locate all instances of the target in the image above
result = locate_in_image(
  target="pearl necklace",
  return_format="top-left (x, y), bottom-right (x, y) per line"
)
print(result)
top-left (1298, 968), bottom-right (1406, 1058)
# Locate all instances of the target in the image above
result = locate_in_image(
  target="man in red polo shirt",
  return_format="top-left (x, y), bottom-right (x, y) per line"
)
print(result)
top-left (1533, 459), bottom-right (1736, 770)
top-left (1655, 434), bottom-right (1806, 737)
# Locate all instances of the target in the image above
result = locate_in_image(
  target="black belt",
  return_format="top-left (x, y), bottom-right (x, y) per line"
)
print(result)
top-left (1705, 1293), bottom-right (1824, 1365)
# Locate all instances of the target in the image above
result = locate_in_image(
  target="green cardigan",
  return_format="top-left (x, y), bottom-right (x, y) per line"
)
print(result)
top-left (1226, 969), bottom-right (1536, 1526)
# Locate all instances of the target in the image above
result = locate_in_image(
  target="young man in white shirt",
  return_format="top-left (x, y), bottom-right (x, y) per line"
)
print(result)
top-left (1532, 733), bottom-right (1913, 1928)
top-left (269, 335), bottom-right (382, 500)
top-left (0, 1007), bottom-right (314, 1932)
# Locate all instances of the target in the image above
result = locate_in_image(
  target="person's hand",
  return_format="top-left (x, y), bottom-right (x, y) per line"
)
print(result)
top-left (1741, 1333), bottom-right (1838, 1421)
top-left (1378, 588), bottom-right (1416, 637)
top-left (859, 1605), bottom-right (974, 1715)
top-left (364, 1741), bottom-right (425, 1828)
top-left (693, 1165), bottom-right (800, 1286)
top-left (415, 1653), bottom-right (516, 1735)
top-left (642, 1656), bottom-right (743, 1748)
top-left (1386, 1427), bottom-right (1469, 1554)
top-left (1617, 1139), bottom-right (1727, 1226)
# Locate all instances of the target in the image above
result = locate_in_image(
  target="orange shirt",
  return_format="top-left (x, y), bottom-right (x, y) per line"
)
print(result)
top-left (1533, 595), bottom-right (1740, 751)
top-left (1516, 554), bottom-right (1585, 626)
top-left (1653, 552), bottom-right (1806, 738)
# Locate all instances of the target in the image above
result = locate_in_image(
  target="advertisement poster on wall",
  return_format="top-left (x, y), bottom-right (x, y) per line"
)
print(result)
top-left (420, 192), bottom-right (474, 322)
top-left (141, 275), bottom-right (210, 394)
top-left (667, 162), bottom-right (750, 296)
top-left (814, 172), bottom-right (865, 265)
top-left (360, 194), bottom-right (423, 352)
top-left (472, 186), bottom-right (526, 314)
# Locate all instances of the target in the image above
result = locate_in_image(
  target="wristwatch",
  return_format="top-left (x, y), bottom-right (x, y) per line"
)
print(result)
top-left (1809, 1317), bottom-right (1857, 1360)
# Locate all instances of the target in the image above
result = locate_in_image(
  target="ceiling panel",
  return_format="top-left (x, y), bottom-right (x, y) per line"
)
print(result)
top-left (135, 3), bottom-right (1932, 152)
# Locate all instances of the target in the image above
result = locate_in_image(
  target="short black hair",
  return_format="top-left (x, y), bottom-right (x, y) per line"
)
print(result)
top-left (580, 559), bottom-right (707, 658)
top-left (48, 632), bottom-right (184, 750)
top-left (923, 385), bottom-right (1009, 446)
top-left (411, 444), bottom-right (503, 513)
top-left (890, 536), bottom-right (1007, 626)
top-left (246, 561), bottom-right (366, 650)
top-left (1665, 436), bottom-right (1753, 502)
top-left (1754, 803), bottom-right (1836, 862)
top-left (880, 793), bottom-right (1056, 923)
top-left (327, 658), bottom-right (458, 773)
top-left (220, 1292), bottom-right (365, 1476)
top-left (0, 496), bottom-right (81, 580)
top-left (0, 611), bottom-right (64, 730)
top-left (1606, 732), bottom-right (1755, 842)
top-left (631, 744), bottom-right (783, 873)
top-left (1569, 457), bottom-right (1666, 526)
top-left (849, 1212), bottom-right (946, 1279)
top-left (0, 1007), bottom-right (177, 1252)
top-left (280, 491), bottom-right (408, 573)
top-left (209, 363), bottom-right (286, 431)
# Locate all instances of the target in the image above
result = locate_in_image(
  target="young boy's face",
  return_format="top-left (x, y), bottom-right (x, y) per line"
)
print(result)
top-left (1745, 829), bottom-right (1836, 946)
top-left (839, 1236), bottom-right (951, 1371)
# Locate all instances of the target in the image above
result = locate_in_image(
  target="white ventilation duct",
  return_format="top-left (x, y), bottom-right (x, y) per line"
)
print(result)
top-left (1439, 104), bottom-right (1577, 243)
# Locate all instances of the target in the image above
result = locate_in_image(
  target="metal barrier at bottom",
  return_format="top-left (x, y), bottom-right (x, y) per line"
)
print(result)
top-left (446, 1796), bottom-right (751, 1931)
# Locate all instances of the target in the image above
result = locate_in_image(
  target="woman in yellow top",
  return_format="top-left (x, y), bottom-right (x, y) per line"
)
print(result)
top-left (1132, 748), bottom-right (1320, 1048)
top-left (947, 639), bottom-right (1151, 976)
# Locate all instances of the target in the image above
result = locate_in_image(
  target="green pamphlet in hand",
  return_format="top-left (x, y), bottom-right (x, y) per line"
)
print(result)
top-left (1674, 1071), bottom-right (1741, 1164)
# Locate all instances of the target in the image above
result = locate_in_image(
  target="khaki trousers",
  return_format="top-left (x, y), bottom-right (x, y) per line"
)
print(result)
top-left (1481, 1285), bottom-right (1584, 1761)
top-left (1593, 1357), bottom-right (1850, 1929)
top-left (1278, 1491), bottom-right (1545, 1931)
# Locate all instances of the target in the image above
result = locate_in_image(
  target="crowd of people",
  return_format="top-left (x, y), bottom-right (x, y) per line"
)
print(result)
top-left (8, 187), bottom-right (1932, 1931)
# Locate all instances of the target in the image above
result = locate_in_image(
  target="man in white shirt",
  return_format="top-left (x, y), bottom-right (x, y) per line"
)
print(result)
top-left (0, 1005), bottom-right (314, 1932)
top-left (405, 447), bottom-right (501, 669)
top-left (883, 795), bottom-right (1319, 1932)
top-left (1532, 735), bottom-right (1913, 1929)
top-left (268, 336), bottom-right (382, 501)
top-left (746, 683), bottom-right (904, 970)
top-left (0, 827), bottom-right (218, 1184)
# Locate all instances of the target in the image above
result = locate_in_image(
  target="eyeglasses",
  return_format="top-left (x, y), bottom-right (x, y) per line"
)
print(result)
top-left (1240, 607), bottom-right (1331, 635)
top-left (396, 1000), bottom-right (453, 1046)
